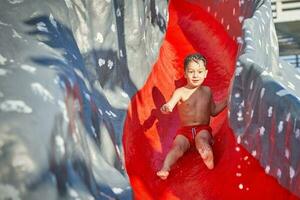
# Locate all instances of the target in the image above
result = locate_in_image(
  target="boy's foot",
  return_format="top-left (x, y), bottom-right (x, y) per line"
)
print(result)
top-left (198, 142), bottom-right (214, 169)
top-left (156, 169), bottom-right (170, 180)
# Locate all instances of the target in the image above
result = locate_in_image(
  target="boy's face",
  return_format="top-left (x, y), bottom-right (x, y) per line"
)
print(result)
top-left (184, 60), bottom-right (207, 88)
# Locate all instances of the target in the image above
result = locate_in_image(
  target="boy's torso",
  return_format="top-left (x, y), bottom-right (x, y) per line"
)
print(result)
top-left (177, 86), bottom-right (211, 126)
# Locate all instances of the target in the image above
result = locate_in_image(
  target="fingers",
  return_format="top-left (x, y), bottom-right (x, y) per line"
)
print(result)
top-left (160, 104), bottom-right (171, 114)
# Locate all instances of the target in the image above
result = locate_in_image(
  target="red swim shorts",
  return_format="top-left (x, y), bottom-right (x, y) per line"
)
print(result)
top-left (176, 124), bottom-right (212, 144)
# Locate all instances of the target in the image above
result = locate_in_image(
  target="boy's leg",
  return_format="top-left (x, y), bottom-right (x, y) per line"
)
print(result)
top-left (195, 130), bottom-right (214, 169)
top-left (157, 135), bottom-right (190, 180)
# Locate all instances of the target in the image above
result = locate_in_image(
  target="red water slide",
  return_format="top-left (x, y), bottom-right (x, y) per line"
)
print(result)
top-left (123, 0), bottom-right (299, 199)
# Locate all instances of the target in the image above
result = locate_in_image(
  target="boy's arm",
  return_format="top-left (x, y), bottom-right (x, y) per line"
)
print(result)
top-left (211, 95), bottom-right (227, 117)
top-left (161, 89), bottom-right (181, 114)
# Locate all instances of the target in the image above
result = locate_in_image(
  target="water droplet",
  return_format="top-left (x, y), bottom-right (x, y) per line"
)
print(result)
top-left (238, 183), bottom-right (244, 189)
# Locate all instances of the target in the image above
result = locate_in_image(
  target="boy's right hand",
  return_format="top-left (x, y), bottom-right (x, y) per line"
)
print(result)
top-left (160, 104), bottom-right (172, 114)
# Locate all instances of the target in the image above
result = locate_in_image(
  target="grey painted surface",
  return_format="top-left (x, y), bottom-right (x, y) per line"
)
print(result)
top-left (0, 0), bottom-right (167, 199)
top-left (230, 0), bottom-right (300, 196)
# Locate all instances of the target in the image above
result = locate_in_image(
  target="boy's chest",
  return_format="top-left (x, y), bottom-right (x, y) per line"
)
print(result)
top-left (179, 90), bottom-right (210, 107)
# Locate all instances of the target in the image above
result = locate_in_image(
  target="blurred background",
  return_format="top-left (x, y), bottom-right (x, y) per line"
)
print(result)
top-left (273, 0), bottom-right (300, 69)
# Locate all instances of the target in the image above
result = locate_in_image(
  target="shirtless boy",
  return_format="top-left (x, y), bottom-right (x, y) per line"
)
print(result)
top-left (157, 53), bottom-right (227, 180)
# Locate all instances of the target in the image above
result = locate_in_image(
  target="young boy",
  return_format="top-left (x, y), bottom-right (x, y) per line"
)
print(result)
top-left (157, 53), bottom-right (227, 180)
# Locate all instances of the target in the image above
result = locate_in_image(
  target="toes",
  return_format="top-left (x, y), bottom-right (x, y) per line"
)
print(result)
top-left (157, 170), bottom-right (169, 180)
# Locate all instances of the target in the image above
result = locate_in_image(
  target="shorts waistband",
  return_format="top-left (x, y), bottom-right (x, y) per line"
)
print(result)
top-left (180, 124), bottom-right (211, 129)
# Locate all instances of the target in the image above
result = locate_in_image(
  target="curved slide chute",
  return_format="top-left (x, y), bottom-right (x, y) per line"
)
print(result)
top-left (123, 0), bottom-right (300, 199)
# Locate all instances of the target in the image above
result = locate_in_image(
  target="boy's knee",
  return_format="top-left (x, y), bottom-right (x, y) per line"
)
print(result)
top-left (196, 131), bottom-right (211, 141)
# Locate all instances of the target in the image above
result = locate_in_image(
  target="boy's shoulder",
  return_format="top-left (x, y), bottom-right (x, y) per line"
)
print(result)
top-left (173, 87), bottom-right (183, 96)
top-left (201, 85), bottom-right (211, 91)
top-left (200, 86), bottom-right (212, 95)
top-left (174, 86), bottom-right (185, 92)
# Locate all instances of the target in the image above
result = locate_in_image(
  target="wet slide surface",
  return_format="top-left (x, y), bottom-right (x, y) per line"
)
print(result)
top-left (123, 1), bottom-right (299, 199)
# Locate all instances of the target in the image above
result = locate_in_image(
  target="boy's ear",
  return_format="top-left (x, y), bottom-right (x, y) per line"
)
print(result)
top-left (204, 69), bottom-right (208, 78)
